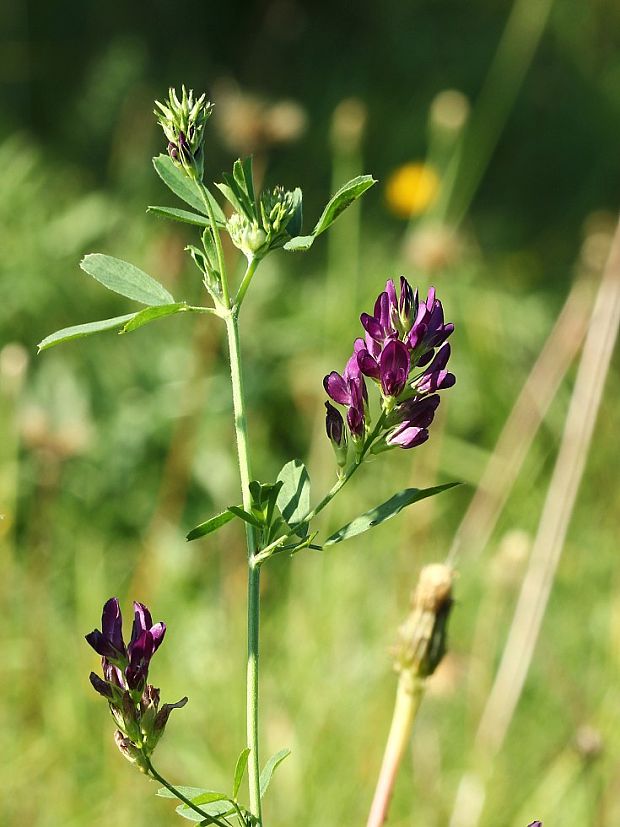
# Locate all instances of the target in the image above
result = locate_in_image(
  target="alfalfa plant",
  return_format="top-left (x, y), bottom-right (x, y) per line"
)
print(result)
top-left (40, 86), bottom-right (460, 826)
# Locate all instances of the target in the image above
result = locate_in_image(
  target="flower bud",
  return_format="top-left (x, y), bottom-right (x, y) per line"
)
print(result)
top-left (260, 185), bottom-right (301, 241)
top-left (86, 598), bottom-right (186, 769)
top-left (155, 86), bottom-right (213, 179)
top-left (325, 402), bottom-right (348, 467)
top-left (227, 214), bottom-right (268, 260)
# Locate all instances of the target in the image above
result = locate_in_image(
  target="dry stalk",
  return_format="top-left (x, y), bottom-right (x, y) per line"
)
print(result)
top-left (366, 564), bottom-right (454, 827)
top-left (449, 217), bottom-right (620, 827)
top-left (446, 269), bottom-right (592, 566)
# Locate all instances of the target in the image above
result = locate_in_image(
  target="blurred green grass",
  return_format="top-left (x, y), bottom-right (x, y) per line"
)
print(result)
top-left (2, 2), bottom-right (620, 825)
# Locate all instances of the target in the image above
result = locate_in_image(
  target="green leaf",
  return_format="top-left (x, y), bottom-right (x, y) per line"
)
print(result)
top-left (153, 154), bottom-right (226, 225)
top-left (147, 205), bottom-right (211, 227)
top-left (121, 303), bottom-right (189, 333)
top-left (312, 175), bottom-right (376, 236)
top-left (187, 792), bottom-right (229, 807)
top-left (241, 156), bottom-right (256, 208)
top-left (227, 505), bottom-right (263, 528)
top-left (157, 788), bottom-right (232, 824)
top-left (38, 313), bottom-right (137, 352)
top-left (157, 786), bottom-right (209, 799)
top-left (174, 803), bottom-right (230, 823)
top-left (215, 181), bottom-right (245, 217)
top-left (324, 483), bottom-right (460, 546)
top-left (259, 748), bottom-right (291, 798)
top-left (80, 253), bottom-right (174, 306)
top-left (265, 481), bottom-right (284, 530)
top-left (276, 460), bottom-right (310, 531)
top-left (186, 509), bottom-right (237, 542)
top-left (232, 747), bottom-right (251, 798)
top-left (282, 234), bottom-right (315, 252)
top-left (201, 228), bottom-right (220, 273)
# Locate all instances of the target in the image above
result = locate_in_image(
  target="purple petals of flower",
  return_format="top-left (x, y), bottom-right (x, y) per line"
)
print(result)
top-left (86, 597), bottom-right (184, 765)
top-left (126, 602), bottom-right (166, 691)
top-left (325, 401), bottom-right (345, 446)
top-left (407, 286), bottom-right (454, 358)
top-left (386, 394), bottom-right (440, 449)
top-left (85, 597), bottom-right (126, 661)
top-left (324, 277), bottom-right (454, 453)
top-left (414, 344), bottom-right (455, 394)
top-left (86, 598), bottom-right (166, 694)
top-left (323, 348), bottom-right (367, 440)
top-left (379, 339), bottom-right (410, 397)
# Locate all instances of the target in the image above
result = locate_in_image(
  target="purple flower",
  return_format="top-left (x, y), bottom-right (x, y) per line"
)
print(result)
top-left (346, 380), bottom-right (366, 438)
top-left (414, 343), bottom-right (456, 394)
top-left (407, 286), bottom-right (454, 360)
top-left (357, 279), bottom-right (454, 400)
top-left (85, 597), bottom-right (126, 661)
top-left (324, 346), bottom-right (367, 441)
top-left (360, 295), bottom-right (394, 344)
top-left (125, 602), bottom-right (166, 691)
top-left (379, 339), bottom-right (410, 398)
top-left (386, 394), bottom-right (440, 449)
top-left (324, 277), bottom-right (455, 454)
top-left (86, 599), bottom-right (166, 693)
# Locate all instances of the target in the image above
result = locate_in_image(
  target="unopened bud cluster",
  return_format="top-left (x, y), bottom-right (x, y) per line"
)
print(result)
top-left (227, 184), bottom-right (302, 261)
top-left (86, 598), bottom-right (187, 772)
top-left (155, 86), bottom-right (213, 179)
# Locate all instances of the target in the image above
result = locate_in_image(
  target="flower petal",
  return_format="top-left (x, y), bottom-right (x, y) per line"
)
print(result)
top-left (323, 371), bottom-right (350, 405)
top-left (102, 597), bottom-right (125, 655)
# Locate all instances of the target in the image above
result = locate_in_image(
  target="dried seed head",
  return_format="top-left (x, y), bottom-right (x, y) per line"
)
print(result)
top-left (393, 564), bottom-right (454, 679)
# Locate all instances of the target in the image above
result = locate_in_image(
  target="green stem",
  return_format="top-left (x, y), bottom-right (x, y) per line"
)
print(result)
top-left (247, 562), bottom-right (262, 819)
top-left (235, 257), bottom-right (260, 310)
top-left (144, 755), bottom-right (230, 827)
top-left (225, 308), bottom-right (263, 826)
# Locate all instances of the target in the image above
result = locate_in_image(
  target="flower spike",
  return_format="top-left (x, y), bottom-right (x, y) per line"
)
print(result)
top-left (86, 598), bottom-right (185, 771)
top-left (324, 276), bottom-right (454, 459)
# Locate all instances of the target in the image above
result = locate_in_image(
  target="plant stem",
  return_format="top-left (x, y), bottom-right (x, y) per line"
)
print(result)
top-left (225, 307), bottom-right (263, 826)
top-left (197, 173), bottom-right (262, 821)
top-left (366, 675), bottom-right (425, 827)
top-left (144, 754), bottom-right (230, 827)
top-left (247, 561), bottom-right (262, 818)
top-left (235, 257), bottom-right (260, 310)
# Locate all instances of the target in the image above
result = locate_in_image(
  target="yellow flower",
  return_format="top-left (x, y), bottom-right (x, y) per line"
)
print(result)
top-left (385, 162), bottom-right (439, 218)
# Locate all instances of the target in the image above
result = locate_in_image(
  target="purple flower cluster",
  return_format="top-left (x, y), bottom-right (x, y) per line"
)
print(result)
top-left (86, 598), bottom-right (187, 770)
top-left (324, 278), bottom-right (455, 453)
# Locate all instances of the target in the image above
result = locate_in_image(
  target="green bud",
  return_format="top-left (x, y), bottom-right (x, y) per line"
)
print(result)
top-left (259, 186), bottom-right (300, 244)
top-left (227, 213), bottom-right (268, 260)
